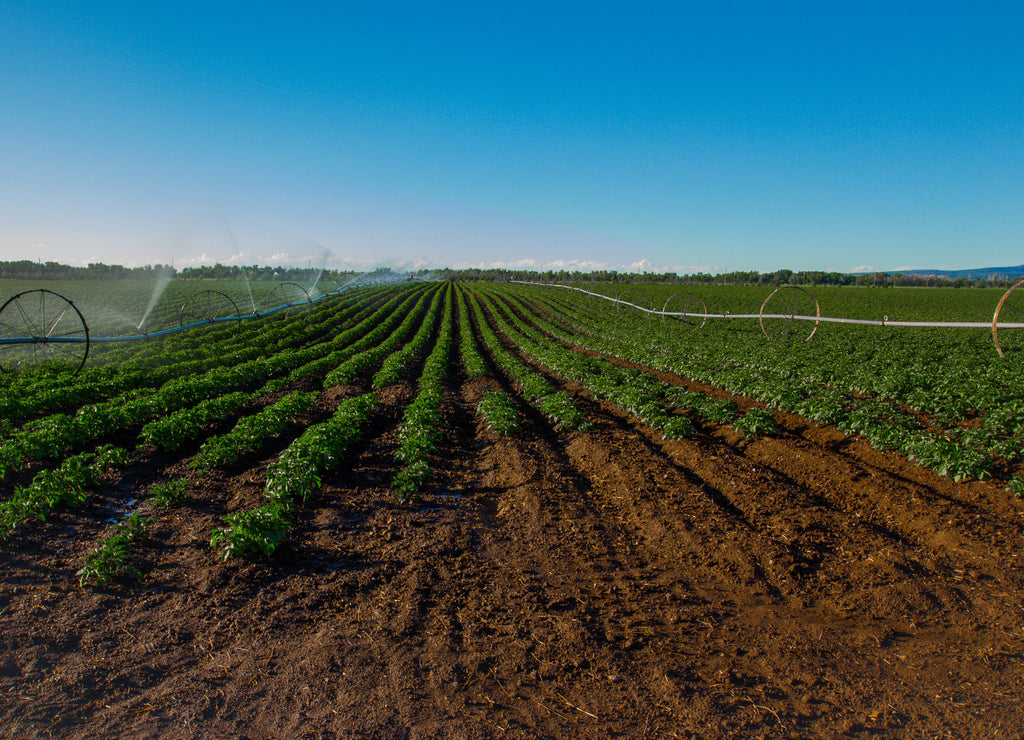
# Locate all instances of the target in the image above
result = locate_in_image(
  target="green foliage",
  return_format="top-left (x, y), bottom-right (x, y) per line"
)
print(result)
top-left (700, 399), bottom-right (740, 425)
top-left (1, 445), bottom-right (130, 533)
top-left (538, 391), bottom-right (593, 432)
top-left (732, 408), bottom-right (778, 439)
top-left (78, 512), bottom-right (149, 586)
top-left (906, 437), bottom-right (993, 482)
top-left (210, 504), bottom-right (290, 560)
top-left (146, 478), bottom-right (190, 511)
top-left (211, 392), bottom-right (379, 559)
top-left (140, 391), bottom-right (252, 451)
top-left (323, 286), bottom-right (437, 387)
top-left (493, 282), bottom-right (1023, 484)
top-left (393, 460), bottom-right (433, 504)
top-left (476, 390), bottom-right (521, 435)
top-left (392, 286), bottom-right (455, 502)
top-left (457, 289), bottom-right (490, 378)
top-left (190, 390), bottom-right (317, 472)
top-left (465, 287), bottom-right (592, 432)
top-left (264, 392), bottom-right (379, 507)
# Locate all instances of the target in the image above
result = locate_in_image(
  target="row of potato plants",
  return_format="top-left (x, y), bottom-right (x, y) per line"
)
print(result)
top-left (461, 287), bottom-right (591, 431)
top-left (455, 287), bottom-right (522, 435)
top-left (324, 285), bottom-right (437, 386)
top-left (0, 287), bottom-right (418, 476)
top-left (372, 286), bottom-right (445, 388)
top-left (479, 288), bottom-right (779, 441)
top-left (392, 285), bottom-right (454, 502)
top-left (210, 392), bottom-right (380, 559)
top-left (189, 390), bottom-right (319, 473)
top-left (508, 283), bottom-right (1016, 483)
top-left (78, 475), bottom-right (198, 587)
top-left (285, 285), bottom-right (427, 382)
top-left (1, 444), bottom-right (129, 533)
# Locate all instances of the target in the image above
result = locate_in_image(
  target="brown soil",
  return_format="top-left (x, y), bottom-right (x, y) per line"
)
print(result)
top-left (3, 365), bottom-right (1024, 738)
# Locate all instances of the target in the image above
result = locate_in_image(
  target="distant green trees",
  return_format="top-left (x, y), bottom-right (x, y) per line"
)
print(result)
top-left (0, 261), bottom-right (173, 280)
top-left (437, 267), bottom-right (1014, 288)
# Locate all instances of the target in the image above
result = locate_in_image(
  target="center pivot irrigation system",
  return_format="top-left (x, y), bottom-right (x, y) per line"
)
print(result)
top-left (513, 279), bottom-right (1024, 357)
top-left (0, 274), bottom-right (411, 375)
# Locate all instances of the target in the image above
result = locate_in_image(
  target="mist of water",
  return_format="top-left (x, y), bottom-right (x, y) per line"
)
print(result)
top-left (306, 248), bottom-right (331, 298)
top-left (241, 267), bottom-right (257, 314)
top-left (137, 266), bottom-right (175, 331)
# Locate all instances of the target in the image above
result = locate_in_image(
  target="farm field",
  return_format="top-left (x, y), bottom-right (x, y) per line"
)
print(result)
top-left (2, 279), bottom-right (1024, 738)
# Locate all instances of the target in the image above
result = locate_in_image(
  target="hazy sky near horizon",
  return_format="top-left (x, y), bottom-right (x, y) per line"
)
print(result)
top-left (2, 1), bottom-right (1021, 274)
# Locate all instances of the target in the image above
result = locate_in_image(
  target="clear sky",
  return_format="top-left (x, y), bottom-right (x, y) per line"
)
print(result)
top-left (2, 1), bottom-right (1021, 274)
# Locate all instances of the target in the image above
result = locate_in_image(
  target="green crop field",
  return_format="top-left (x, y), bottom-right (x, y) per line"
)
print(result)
top-left (3, 277), bottom-right (1024, 738)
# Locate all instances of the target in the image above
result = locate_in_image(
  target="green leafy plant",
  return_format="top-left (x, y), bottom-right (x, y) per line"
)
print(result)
top-left (78, 512), bottom-right (149, 586)
top-left (732, 408), bottom-right (778, 439)
top-left (477, 390), bottom-right (521, 435)
top-left (1, 445), bottom-right (129, 533)
top-left (146, 478), bottom-right (190, 511)
top-left (699, 398), bottom-right (740, 425)
top-left (210, 504), bottom-right (289, 560)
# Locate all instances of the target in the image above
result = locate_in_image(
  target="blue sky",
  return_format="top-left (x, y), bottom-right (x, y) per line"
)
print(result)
top-left (2, 1), bottom-right (1021, 274)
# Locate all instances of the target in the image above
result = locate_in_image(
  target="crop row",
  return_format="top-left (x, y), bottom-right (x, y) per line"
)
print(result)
top-left (392, 285), bottom-right (455, 502)
top-left (1, 445), bottom-right (129, 533)
top-left (503, 284), bottom-right (1018, 483)
top-left (324, 286), bottom-right (437, 386)
top-left (210, 392), bottom-right (380, 559)
top-left (479, 289), bottom-right (779, 441)
top-left (462, 287), bottom-right (591, 431)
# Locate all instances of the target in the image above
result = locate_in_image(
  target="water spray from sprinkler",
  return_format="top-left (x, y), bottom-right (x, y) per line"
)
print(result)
top-left (137, 265), bottom-right (175, 331)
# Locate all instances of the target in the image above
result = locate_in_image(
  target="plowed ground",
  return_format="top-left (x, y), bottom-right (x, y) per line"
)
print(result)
top-left (3, 340), bottom-right (1024, 738)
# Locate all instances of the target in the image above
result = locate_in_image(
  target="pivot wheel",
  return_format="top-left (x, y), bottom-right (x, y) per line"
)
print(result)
top-left (993, 278), bottom-right (1024, 358)
top-left (263, 282), bottom-right (312, 315)
top-left (662, 293), bottom-right (708, 328)
top-left (0, 289), bottom-right (90, 374)
top-left (759, 286), bottom-right (821, 341)
top-left (179, 290), bottom-right (242, 329)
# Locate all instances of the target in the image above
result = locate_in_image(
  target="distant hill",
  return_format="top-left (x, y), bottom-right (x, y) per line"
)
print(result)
top-left (886, 265), bottom-right (1024, 280)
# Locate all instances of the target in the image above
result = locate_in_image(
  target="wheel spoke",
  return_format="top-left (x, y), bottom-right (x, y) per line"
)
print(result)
top-left (45, 305), bottom-right (71, 338)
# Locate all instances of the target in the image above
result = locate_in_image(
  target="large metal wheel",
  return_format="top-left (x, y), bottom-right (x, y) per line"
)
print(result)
top-left (615, 289), bottom-right (636, 315)
top-left (263, 282), bottom-right (312, 315)
top-left (179, 290), bottom-right (242, 329)
top-left (993, 278), bottom-right (1024, 357)
top-left (313, 274), bottom-right (343, 298)
top-left (0, 290), bottom-right (90, 374)
top-left (759, 286), bottom-right (821, 341)
top-left (662, 293), bottom-right (708, 328)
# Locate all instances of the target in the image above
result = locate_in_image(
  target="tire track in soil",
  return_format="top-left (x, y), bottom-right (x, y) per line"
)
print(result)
top-left (448, 375), bottom-right (726, 738)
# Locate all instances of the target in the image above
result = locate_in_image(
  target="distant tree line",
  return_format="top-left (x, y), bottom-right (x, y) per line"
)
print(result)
top-left (175, 264), bottom-right (364, 282)
top-left (0, 261), bottom-right (363, 283)
top-left (0, 261), bottom-right (173, 280)
top-left (1, 260), bottom-right (1016, 288)
top-left (439, 267), bottom-right (1018, 288)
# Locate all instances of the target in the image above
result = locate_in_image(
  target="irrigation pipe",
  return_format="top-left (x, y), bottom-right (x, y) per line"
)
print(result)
top-left (511, 280), bottom-right (1024, 356)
